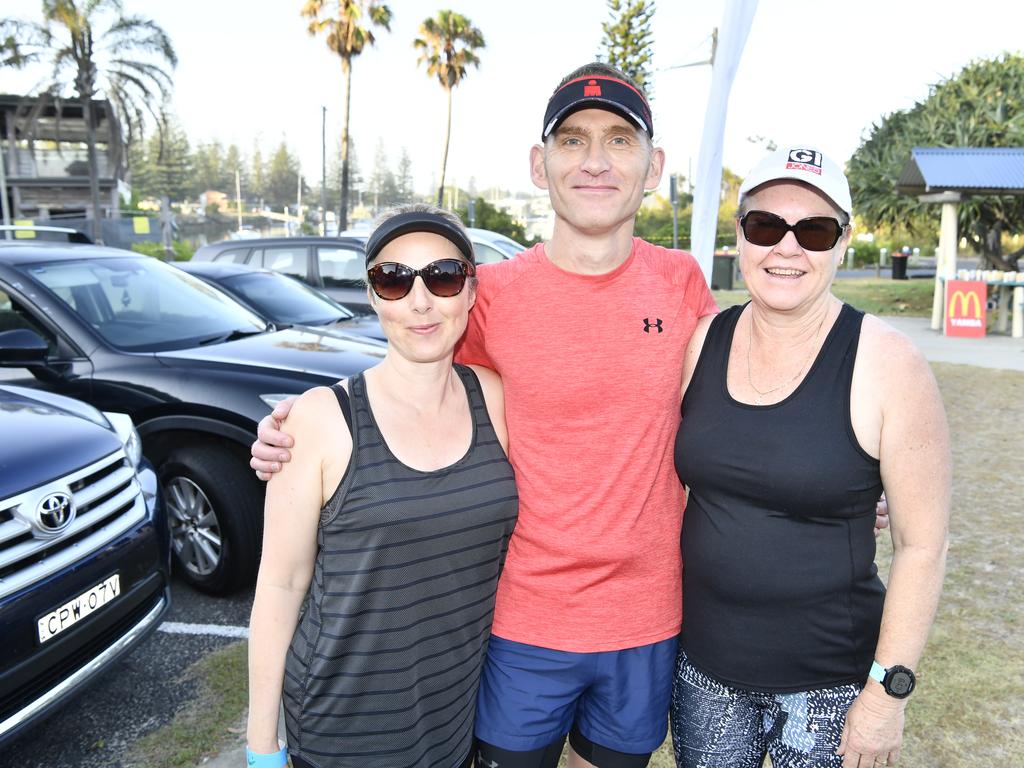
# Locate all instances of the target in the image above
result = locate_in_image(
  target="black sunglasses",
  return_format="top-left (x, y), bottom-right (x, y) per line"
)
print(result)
top-left (366, 258), bottom-right (475, 301)
top-left (739, 210), bottom-right (847, 251)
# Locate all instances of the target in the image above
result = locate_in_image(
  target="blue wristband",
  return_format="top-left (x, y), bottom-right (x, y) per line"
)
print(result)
top-left (246, 745), bottom-right (288, 768)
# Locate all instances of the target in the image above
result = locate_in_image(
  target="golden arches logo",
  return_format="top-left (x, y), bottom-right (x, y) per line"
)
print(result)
top-left (948, 290), bottom-right (982, 319)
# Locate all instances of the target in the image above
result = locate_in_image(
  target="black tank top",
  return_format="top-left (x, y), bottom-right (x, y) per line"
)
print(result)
top-left (674, 303), bottom-right (885, 693)
top-left (284, 365), bottom-right (518, 766)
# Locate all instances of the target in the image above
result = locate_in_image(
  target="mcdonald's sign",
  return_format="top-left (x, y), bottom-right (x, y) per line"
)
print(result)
top-left (945, 280), bottom-right (986, 338)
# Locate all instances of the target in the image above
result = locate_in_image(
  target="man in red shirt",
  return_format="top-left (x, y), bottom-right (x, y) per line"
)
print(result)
top-left (254, 63), bottom-right (712, 768)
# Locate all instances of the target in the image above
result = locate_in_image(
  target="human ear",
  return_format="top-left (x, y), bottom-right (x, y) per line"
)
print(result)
top-left (530, 144), bottom-right (549, 190)
top-left (644, 146), bottom-right (666, 190)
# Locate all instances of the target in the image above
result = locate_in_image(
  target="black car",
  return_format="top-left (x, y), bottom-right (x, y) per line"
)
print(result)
top-left (0, 242), bottom-right (386, 594)
top-left (175, 261), bottom-right (385, 342)
top-left (191, 236), bottom-right (371, 315)
top-left (0, 340), bottom-right (170, 745)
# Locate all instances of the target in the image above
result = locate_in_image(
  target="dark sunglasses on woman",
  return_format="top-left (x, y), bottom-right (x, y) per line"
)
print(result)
top-left (366, 258), bottom-right (475, 301)
top-left (739, 210), bottom-right (847, 251)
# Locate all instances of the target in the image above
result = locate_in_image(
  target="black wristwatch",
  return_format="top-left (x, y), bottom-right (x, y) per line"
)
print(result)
top-left (868, 660), bottom-right (916, 699)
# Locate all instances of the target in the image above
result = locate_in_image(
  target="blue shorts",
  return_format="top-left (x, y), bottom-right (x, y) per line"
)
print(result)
top-left (474, 634), bottom-right (678, 754)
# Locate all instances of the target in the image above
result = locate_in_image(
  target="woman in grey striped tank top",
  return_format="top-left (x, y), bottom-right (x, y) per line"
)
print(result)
top-left (247, 206), bottom-right (518, 768)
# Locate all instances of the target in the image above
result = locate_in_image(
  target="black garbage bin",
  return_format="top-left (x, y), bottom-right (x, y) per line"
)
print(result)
top-left (891, 254), bottom-right (908, 280)
top-left (712, 254), bottom-right (736, 290)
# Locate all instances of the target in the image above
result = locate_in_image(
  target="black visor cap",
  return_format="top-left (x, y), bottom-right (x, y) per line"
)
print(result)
top-left (364, 211), bottom-right (475, 266)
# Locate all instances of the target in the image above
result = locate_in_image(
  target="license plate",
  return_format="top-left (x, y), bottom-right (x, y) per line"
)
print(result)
top-left (37, 573), bottom-right (120, 644)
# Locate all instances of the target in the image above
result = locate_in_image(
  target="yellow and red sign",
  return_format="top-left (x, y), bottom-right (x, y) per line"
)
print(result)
top-left (945, 280), bottom-right (986, 338)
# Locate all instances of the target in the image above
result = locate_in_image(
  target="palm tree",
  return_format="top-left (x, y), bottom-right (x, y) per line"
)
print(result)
top-left (414, 11), bottom-right (485, 207)
top-left (1, 1), bottom-right (176, 243)
top-left (302, 0), bottom-right (392, 231)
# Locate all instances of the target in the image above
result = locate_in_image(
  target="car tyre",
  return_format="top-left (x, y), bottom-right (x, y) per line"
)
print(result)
top-left (159, 445), bottom-right (262, 594)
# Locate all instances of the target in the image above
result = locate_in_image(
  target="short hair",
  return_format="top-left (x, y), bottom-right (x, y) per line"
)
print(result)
top-left (370, 203), bottom-right (466, 238)
top-left (546, 62), bottom-right (653, 147)
top-left (365, 203), bottom-right (477, 290)
top-left (555, 61), bottom-right (647, 100)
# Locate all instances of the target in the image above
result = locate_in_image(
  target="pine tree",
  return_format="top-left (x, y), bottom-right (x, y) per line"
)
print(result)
top-left (598, 0), bottom-right (655, 94)
top-left (369, 139), bottom-right (400, 212)
top-left (396, 148), bottom-right (414, 203)
top-left (266, 141), bottom-right (301, 208)
top-left (148, 115), bottom-right (191, 202)
top-left (250, 143), bottom-right (266, 204)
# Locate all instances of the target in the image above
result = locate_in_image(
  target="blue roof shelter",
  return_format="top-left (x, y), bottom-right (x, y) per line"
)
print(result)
top-left (897, 147), bottom-right (1024, 196)
top-left (897, 147), bottom-right (1024, 335)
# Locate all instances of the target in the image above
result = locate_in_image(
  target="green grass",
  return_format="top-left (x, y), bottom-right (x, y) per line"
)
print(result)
top-left (126, 641), bottom-right (249, 768)
top-left (135, 362), bottom-right (1023, 768)
top-left (715, 278), bottom-right (936, 317)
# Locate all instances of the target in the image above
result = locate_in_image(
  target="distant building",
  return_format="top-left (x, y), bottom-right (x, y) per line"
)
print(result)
top-left (199, 190), bottom-right (229, 213)
top-left (0, 94), bottom-right (126, 222)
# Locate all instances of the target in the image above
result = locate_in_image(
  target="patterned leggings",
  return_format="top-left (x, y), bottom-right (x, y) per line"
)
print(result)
top-left (670, 651), bottom-right (861, 768)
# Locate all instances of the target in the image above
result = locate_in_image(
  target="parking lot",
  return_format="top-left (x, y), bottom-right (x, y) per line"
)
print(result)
top-left (6, 576), bottom-right (254, 768)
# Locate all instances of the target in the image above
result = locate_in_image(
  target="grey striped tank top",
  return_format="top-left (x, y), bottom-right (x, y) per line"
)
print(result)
top-left (283, 364), bottom-right (518, 767)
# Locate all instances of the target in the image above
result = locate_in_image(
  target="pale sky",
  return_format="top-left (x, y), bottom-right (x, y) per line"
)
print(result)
top-left (4, 0), bottom-right (1023, 201)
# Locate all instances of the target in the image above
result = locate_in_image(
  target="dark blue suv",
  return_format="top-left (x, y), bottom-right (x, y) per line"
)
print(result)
top-left (0, 333), bottom-right (170, 745)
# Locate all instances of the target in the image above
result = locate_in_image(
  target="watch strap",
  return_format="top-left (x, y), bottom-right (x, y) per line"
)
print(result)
top-left (868, 660), bottom-right (887, 684)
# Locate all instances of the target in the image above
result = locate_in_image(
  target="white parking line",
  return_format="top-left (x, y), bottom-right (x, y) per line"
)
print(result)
top-left (158, 621), bottom-right (249, 639)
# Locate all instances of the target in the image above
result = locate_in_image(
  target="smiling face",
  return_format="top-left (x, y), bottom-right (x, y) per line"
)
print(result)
top-left (530, 108), bottom-right (664, 238)
top-left (737, 180), bottom-right (852, 313)
top-left (367, 231), bottom-right (476, 365)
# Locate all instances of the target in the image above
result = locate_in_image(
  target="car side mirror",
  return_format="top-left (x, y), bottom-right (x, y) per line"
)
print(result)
top-left (0, 328), bottom-right (49, 366)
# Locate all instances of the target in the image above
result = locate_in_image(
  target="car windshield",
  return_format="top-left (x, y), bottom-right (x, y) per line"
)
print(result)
top-left (223, 271), bottom-right (354, 326)
top-left (20, 257), bottom-right (266, 351)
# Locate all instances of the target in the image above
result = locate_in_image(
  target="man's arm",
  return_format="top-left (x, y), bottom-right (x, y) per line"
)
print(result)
top-left (251, 398), bottom-right (297, 479)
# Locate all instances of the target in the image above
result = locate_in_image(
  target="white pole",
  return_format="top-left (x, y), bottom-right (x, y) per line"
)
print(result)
top-left (690, 0), bottom-right (759, 283)
top-left (932, 199), bottom-right (960, 331)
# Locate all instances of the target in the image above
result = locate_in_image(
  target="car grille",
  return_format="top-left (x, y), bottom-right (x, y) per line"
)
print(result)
top-left (0, 450), bottom-right (146, 599)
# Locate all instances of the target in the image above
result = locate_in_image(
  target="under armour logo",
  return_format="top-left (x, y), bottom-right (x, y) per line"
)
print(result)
top-left (643, 317), bottom-right (663, 333)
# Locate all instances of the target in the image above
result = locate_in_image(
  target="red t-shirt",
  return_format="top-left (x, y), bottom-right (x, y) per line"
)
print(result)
top-left (456, 239), bottom-right (717, 652)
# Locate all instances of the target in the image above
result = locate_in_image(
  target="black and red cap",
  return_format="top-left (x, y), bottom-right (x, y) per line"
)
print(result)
top-left (364, 210), bottom-right (475, 266)
top-left (541, 75), bottom-right (653, 140)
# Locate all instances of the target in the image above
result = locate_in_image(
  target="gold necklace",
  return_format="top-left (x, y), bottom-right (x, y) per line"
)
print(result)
top-left (746, 306), bottom-right (829, 405)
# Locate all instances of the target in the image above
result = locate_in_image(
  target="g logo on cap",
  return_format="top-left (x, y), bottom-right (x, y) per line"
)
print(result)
top-left (787, 149), bottom-right (822, 168)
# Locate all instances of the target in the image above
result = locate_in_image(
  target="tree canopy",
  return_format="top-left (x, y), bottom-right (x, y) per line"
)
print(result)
top-left (2, 0), bottom-right (177, 240)
top-left (415, 10), bottom-right (485, 206)
top-left (302, 0), bottom-right (392, 229)
top-left (598, 0), bottom-right (655, 94)
top-left (848, 53), bottom-right (1024, 270)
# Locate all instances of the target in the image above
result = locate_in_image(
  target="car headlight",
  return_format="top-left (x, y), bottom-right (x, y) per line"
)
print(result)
top-left (103, 411), bottom-right (144, 467)
top-left (260, 393), bottom-right (300, 411)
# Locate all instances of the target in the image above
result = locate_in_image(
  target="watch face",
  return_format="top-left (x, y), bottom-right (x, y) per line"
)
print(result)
top-left (887, 670), bottom-right (915, 698)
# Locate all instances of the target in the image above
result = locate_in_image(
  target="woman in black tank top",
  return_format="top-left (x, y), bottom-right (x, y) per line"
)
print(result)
top-left (247, 206), bottom-right (518, 768)
top-left (670, 148), bottom-right (950, 768)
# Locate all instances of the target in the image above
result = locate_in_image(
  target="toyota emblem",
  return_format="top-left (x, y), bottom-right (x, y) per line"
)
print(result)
top-left (35, 492), bottom-right (76, 534)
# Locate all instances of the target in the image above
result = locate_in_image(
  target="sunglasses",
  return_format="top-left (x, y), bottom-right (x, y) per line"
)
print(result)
top-left (739, 210), bottom-right (847, 251)
top-left (366, 258), bottom-right (475, 301)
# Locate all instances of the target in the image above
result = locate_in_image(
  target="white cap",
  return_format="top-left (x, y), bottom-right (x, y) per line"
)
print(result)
top-left (738, 146), bottom-right (852, 217)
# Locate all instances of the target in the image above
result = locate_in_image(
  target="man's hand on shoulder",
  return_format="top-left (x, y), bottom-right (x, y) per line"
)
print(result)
top-left (251, 397), bottom-right (298, 480)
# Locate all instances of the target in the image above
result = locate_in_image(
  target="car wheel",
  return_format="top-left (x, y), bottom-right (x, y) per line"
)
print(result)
top-left (159, 445), bottom-right (263, 594)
